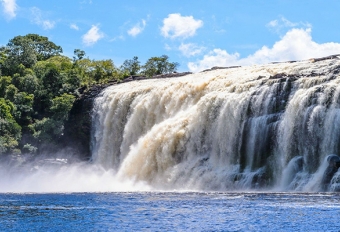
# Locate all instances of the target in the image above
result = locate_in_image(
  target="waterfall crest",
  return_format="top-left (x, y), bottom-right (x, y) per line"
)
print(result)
top-left (92, 59), bottom-right (340, 191)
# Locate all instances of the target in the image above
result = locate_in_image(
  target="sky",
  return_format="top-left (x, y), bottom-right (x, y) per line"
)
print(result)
top-left (1, 0), bottom-right (340, 72)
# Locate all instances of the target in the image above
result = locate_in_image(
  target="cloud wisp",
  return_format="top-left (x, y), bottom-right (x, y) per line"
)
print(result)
top-left (188, 28), bottom-right (340, 72)
top-left (70, 23), bottom-right (79, 30)
top-left (82, 25), bottom-right (104, 46)
top-left (1, 0), bottom-right (17, 20)
top-left (267, 16), bottom-right (311, 34)
top-left (128, 19), bottom-right (146, 37)
top-left (30, 7), bottom-right (55, 30)
top-left (179, 43), bottom-right (205, 57)
top-left (161, 13), bottom-right (203, 39)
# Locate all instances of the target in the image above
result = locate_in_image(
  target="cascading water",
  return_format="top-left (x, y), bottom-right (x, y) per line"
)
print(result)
top-left (91, 58), bottom-right (340, 191)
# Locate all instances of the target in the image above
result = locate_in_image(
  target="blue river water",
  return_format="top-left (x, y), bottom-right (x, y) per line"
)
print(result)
top-left (0, 192), bottom-right (340, 231)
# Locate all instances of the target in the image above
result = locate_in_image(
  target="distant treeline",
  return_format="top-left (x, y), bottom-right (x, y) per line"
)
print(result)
top-left (0, 33), bottom-right (179, 155)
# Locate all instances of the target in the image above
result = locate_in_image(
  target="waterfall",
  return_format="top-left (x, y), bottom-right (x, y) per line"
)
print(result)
top-left (91, 59), bottom-right (340, 191)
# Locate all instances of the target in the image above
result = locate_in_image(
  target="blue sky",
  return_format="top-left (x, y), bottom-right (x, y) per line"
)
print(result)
top-left (1, 0), bottom-right (340, 72)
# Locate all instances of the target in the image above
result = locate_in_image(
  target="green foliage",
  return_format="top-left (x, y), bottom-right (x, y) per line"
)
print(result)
top-left (46, 56), bottom-right (73, 71)
top-left (39, 62), bottom-right (64, 96)
top-left (141, 55), bottom-right (179, 77)
top-left (0, 48), bottom-right (7, 74)
top-left (0, 98), bottom-right (21, 154)
top-left (15, 74), bottom-right (39, 94)
top-left (4, 84), bottom-right (18, 102)
top-left (30, 117), bottom-right (61, 143)
top-left (73, 58), bottom-right (120, 84)
top-left (50, 93), bottom-right (75, 121)
top-left (12, 34), bottom-right (62, 61)
top-left (13, 92), bottom-right (34, 122)
top-left (1, 34), bottom-right (62, 75)
top-left (121, 56), bottom-right (141, 76)
top-left (62, 69), bottom-right (81, 94)
top-left (93, 59), bottom-right (119, 82)
top-left (73, 49), bottom-right (86, 61)
top-left (0, 98), bottom-right (15, 120)
top-left (22, 143), bottom-right (37, 154)
top-left (2, 37), bottom-right (37, 74)
top-left (0, 76), bottom-right (12, 97)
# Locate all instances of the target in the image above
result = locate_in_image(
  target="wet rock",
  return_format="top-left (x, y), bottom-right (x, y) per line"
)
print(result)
top-left (63, 84), bottom-right (110, 159)
top-left (201, 66), bottom-right (240, 72)
top-left (309, 54), bottom-right (340, 63)
top-left (321, 154), bottom-right (340, 191)
top-left (152, 72), bottom-right (192, 78)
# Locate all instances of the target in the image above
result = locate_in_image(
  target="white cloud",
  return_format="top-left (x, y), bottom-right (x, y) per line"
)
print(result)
top-left (188, 28), bottom-right (340, 72)
top-left (188, 49), bottom-right (240, 72)
top-left (267, 17), bottom-right (297, 28)
top-left (267, 16), bottom-right (311, 34)
top-left (82, 25), bottom-right (104, 46)
top-left (110, 35), bottom-right (124, 42)
top-left (30, 7), bottom-right (55, 30)
top-left (1, 0), bottom-right (17, 20)
top-left (161, 13), bottom-right (203, 39)
top-left (267, 20), bottom-right (278, 28)
top-left (70, 23), bottom-right (79, 30)
top-left (128, 19), bottom-right (146, 37)
top-left (179, 43), bottom-right (205, 57)
top-left (80, 0), bottom-right (92, 4)
top-left (42, 20), bottom-right (54, 30)
top-left (164, 44), bottom-right (171, 51)
top-left (244, 28), bottom-right (340, 64)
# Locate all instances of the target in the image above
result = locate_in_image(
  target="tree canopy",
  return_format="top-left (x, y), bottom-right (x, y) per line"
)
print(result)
top-left (141, 55), bottom-right (179, 77)
top-left (120, 56), bottom-right (141, 76)
top-left (1, 34), bottom-right (63, 76)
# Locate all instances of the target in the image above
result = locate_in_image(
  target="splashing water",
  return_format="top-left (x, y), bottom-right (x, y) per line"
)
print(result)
top-left (0, 155), bottom-right (151, 193)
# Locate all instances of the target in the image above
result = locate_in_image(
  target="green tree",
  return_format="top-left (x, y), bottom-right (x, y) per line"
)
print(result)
top-left (15, 74), bottom-right (40, 94)
top-left (0, 47), bottom-right (7, 76)
top-left (40, 63), bottom-right (64, 96)
top-left (120, 56), bottom-right (141, 76)
top-left (13, 92), bottom-right (34, 124)
top-left (74, 58), bottom-right (119, 84)
top-left (47, 56), bottom-right (73, 70)
top-left (2, 37), bottom-right (37, 74)
top-left (0, 98), bottom-right (21, 154)
top-left (141, 55), bottom-right (179, 77)
top-left (1, 34), bottom-right (62, 75)
top-left (4, 84), bottom-right (18, 102)
top-left (50, 93), bottom-right (75, 121)
top-left (16, 34), bottom-right (62, 61)
top-left (73, 58), bottom-right (95, 85)
top-left (30, 93), bottom-right (75, 144)
top-left (30, 117), bottom-right (58, 143)
top-left (93, 59), bottom-right (119, 82)
top-left (73, 49), bottom-right (86, 61)
top-left (0, 76), bottom-right (12, 97)
top-left (62, 69), bottom-right (81, 94)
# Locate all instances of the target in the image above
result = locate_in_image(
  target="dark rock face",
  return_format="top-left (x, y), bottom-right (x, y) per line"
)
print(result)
top-left (151, 72), bottom-right (192, 78)
top-left (201, 66), bottom-right (241, 72)
top-left (309, 54), bottom-right (340, 63)
top-left (63, 85), bottom-right (109, 159)
top-left (321, 154), bottom-right (340, 191)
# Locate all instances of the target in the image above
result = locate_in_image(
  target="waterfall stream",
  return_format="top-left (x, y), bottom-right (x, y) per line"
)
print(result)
top-left (91, 59), bottom-right (340, 191)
